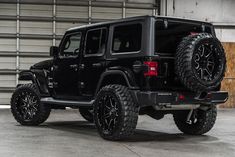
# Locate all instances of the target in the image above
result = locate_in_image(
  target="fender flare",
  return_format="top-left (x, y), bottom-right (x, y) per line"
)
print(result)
top-left (19, 70), bottom-right (37, 83)
top-left (18, 70), bottom-right (50, 95)
top-left (95, 69), bottom-right (139, 95)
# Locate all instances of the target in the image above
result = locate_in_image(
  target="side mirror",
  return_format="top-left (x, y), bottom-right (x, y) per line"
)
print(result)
top-left (50, 46), bottom-right (59, 57)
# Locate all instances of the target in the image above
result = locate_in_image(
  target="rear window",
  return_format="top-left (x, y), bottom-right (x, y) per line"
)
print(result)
top-left (155, 20), bottom-right (211, 55)
top-left (112, 23), bottom-right (142, 53)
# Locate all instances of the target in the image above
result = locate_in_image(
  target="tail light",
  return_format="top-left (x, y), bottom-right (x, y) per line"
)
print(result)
top-left (144, 61), bottom-right (158, 77)
top-left (178, 94), bottom-right (185, 100)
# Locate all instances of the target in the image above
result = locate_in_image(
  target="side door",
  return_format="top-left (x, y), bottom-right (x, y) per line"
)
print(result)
top-left (52, 31), bottom-right (83, 100)
top-left (80, 27), bottom-right (108, 97)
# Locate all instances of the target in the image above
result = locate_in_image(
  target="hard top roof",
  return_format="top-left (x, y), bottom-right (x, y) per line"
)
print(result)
top-left (67, 15), bottom-right (211, 32)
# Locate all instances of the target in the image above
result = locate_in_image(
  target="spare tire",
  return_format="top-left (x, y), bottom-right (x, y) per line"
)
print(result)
top-left (175, 33), bottom-right (226, 92)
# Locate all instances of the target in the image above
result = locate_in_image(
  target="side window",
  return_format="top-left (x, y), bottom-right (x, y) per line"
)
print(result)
top-left (112, 23), bottom-right (142, 53)
top-left (60, 32), bottom-right (82, 57)
top-left (85, 28), bottom-right (107, 56)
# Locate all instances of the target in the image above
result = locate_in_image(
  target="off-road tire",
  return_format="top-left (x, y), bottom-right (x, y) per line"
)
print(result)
top-left (175, 33), bottom-right (226, 92)
top-left (11, 83), bottom-right (51, 126)
top-left (173, 106), bottom-right (217, 135)
top-left (79, 108), bottom-right (94, 123)
top-left (93, 85), bottom-right (139, 140)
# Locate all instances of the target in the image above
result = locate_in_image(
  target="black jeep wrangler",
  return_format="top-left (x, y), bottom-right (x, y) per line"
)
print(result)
top-left (11, 16), bottom-right (228, 140)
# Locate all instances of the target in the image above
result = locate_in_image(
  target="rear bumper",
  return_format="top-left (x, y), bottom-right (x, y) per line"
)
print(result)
top-left (131, 90), bottom-right (228, 107)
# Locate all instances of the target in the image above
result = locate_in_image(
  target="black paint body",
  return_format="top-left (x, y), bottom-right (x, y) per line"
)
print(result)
top-left (18, 16), bottom-right (227, 107)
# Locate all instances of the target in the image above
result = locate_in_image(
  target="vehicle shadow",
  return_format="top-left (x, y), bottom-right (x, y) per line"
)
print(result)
top-left (42, 120), bottom-right (219, 143)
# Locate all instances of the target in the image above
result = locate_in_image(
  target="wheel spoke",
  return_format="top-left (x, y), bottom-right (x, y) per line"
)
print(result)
top-left (108, 119), bottom-right (113, 128)
top-left (205, 51), bottom-right (213, 59)
top-left (109, 98), bottom-right (114, 108)
top-left (199, 45), bottom-right (205, 57)
top-left (197, 68), bottom-right (204, 79)
top-left (205, 68), bottom-right (212, 77)
top-left (17, 91), bottom-right (39, 121)
top-left (104, 113), bottom-right (110, 118)
top-left (195, 54), bottom-right (200, 62)
top-left (194, 62), bottom-right (199, 69)
top-left (97, 93), bottom-right (120, 134)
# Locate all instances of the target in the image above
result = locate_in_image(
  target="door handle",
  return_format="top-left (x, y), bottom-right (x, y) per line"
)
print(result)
top-left (70, 64), bottom-right (78, 68)
top-left (70, 64), bottom-right (85, 71)
top-left (70, 64), bottom-right (78, 71)
top-left (92, 62), bottom-right (105, 68)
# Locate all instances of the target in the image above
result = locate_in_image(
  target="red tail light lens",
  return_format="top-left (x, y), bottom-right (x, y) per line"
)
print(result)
top-left (144, 61), bottom-right (158, 76)
top-left (178, 94), bottom-right (185, 100)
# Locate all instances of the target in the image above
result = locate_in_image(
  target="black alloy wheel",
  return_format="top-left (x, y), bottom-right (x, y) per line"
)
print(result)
top-left (193, 42), bottom-right (223, 83)
top-left (15, 91), bottom-right (39, 121)
top-left (11, 84), bottom-right (51, 125)
top-left (94, 85), bottom-right (138, 140)
top-left (96, 94), bottom-right (120, 135)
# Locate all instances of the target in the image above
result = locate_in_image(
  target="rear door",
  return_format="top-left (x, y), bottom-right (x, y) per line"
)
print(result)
top-left (52, 32), bottom-right (83, 99)
top-left (80, 27), bottom-right (108, 96)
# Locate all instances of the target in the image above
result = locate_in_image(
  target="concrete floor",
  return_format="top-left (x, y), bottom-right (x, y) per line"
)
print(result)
top-left (0, 109), bottom-right (235, 157)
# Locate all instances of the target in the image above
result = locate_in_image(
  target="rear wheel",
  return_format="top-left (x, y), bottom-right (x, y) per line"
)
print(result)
top-left (11, 84), bottom-right (51, 126)
top-left (93, 85), bottom-right (139, 140)
top-left (173, 106), bottom-right (217, 135)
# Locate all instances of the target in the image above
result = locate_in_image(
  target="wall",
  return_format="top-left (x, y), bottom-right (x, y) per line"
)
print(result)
top-left (160, 0), bottom-right (235, 107)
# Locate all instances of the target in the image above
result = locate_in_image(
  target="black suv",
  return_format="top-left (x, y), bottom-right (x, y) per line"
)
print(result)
top-left (11, 16), bottom-right (228, 140)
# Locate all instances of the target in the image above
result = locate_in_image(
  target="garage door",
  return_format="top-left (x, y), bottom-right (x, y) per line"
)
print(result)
top-left (0, 0), bottom-right (159, 105)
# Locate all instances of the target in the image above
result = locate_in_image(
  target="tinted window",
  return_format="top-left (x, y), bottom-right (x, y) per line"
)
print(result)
top-left (155, 20), bottom-right (203, 54)
top-left (85, 28), bottom-right (107, 55)
top-left (61, 32), bottom-right (81, 57)
top-left (112, 24), bottom-right (142, 53)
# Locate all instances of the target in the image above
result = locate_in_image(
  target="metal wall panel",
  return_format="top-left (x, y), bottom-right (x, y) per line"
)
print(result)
top-left (56, 22), bottom-right (85, 35)
top-left (19, 57), bottom-right (50, 70)
top-left (0, 20), bottom-right (16, 34)
top-left (56, 5), bottom-right (88, 18)
top-left (0, 39), bottom-right (16, 51)
top-left (92, 7), bottom-right (122, 19)
top-left (0, 57), bottom-right (16, 69)
top-left (0, 0), bottom-right (158, 105)
top-left (0, 75), bottom-right (16, 87)
top-left (19, 39), bottom-right (52, 53)
top-left (20, 21), bottom-right (53, 34)
top-left (20, 4), bottom-right (52, 17)
top-left (0, 4), bottom-right (16, 16)
top-left (126, 8), bottom-right (153, 17)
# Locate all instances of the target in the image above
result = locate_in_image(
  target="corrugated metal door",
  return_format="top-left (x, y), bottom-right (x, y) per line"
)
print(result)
top-left (0, 0), bottom-right (159, 105)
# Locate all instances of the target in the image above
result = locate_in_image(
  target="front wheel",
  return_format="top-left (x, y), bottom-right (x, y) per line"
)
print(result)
top-left (11, 84), bottom-right (51, 126)
top-left (173, 106), bottom-right (217, 135)
top-left (93, 85), bottom-right (139, 140)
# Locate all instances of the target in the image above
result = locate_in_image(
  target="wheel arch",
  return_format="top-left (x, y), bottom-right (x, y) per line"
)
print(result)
top-left (18, 70), bottom-right (50, 96)
top-left (95, 68), bottom-right (139, 96)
